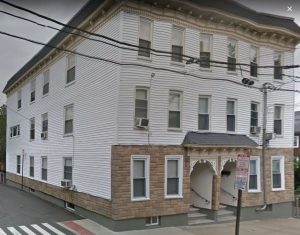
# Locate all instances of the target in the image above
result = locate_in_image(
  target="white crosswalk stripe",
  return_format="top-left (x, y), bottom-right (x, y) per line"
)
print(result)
top-left (42, 223), bottom-right (66, 235)
top-left (0, 228), bottom-right (7, 235)
top-left (18, 226), bottom-right (36, 235)
top-left (30, 225), bottom-right (51, 235)
top-left (7, 227), bottom-right (21, 235)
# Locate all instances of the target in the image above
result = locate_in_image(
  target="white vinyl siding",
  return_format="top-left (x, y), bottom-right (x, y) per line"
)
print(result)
top-left (165, 155), bottom-right (183, 198)
top-left (200, 33), bottom-right (212, 68)
top-left (131, 155), bottom-right (150, 201)
top-left (138, 17), bottom-right (152, 58)
top-left (272, 156), bottom-right (285, 191)
top-left (248, 156), bottom-right (261, 192)
top-left (171, 26), bottom-right (184, 63)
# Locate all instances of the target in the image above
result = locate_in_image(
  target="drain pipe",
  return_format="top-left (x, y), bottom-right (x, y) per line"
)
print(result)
top-left (256, 83), bottom-right (268, 211)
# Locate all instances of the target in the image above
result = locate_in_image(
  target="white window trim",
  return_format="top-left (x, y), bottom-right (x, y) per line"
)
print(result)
top-left (17, 90), bottom-right (22, 110)
top-left (145, 216), bottom-right (160, 226)
top-left (274, 104), bottom-right (284, 137)
top-left (16, 155), bottom-right (21, 175)
top-left (168, 90), bottom-right (183, 131)
top-left (65, 53), bottom-right (76, 86)
top-left (198, 95), bottom-right (211, 131)
top-left (271, 156), bottom-right (285, 191)
top-left (43, 70), bottom-right (50, 97)
top-left (227, 38), bottom-right (238, 74)
top-left (249, 46), bottom-right (259, 79)
top-left (64, 104), bottom-right (74, 136)
top-left (248, 156), bottom-right (261, 193)
top-left (10, 124), bottom-right (20, 138)
top-left (165, 155), bottom-right (183, 199)
top-left (134, 87), bottom-right (149, 121)
top-left (199, 33), bottom-right (213, 71)
top-left (226, 98), bottom-right (237, 133)
top-left (63, 157), bottom-right (73, 181)
top-left (170, 25), bottom-right (185, 66)
top-left (273, 51), bottom-right (284, 82)
top-left (137, 17), bottom-right (153, 60)
top-left (29, 156), bottom-right (34, 178)
top-left (131, 155), bottom-right (150, 201)
top-left (41, 156), bottom-right (48, 182)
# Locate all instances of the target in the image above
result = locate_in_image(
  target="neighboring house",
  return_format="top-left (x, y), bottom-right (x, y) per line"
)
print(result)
top-left (3, 0), bottom-right (300, 231)
top-left (0, 105), bottom-right (6, 172)
top-left (294, 111), bottom-right (300, 153)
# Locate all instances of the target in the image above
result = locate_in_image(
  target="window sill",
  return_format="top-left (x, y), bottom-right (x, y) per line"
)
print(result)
top-left (30, 101), bottom-right (35, 105)
top-left (131, 197), bottom-right (150, 202)
top-left (42, 93), bottom-right (49, 98)
top-left (29, 139), bottom-right (35, 142)
top-left (65, 81), bottom-right (75, 88)
top-left (10, 136), bottom-right (20, 140)
top-left (41, 179), bottom-right (48, 183)
top-left (170, 61), bottom-right (185, 67)
top-left (167, 128), bottom-right (182, 132)
top-left (199, 67), bottom-right (212, 72)
top-left (272, 188), bottom-right (285, 192)
top-left (137, 56), bottom-right (152, 62)
top-left (227, 71), bottom-right (238, 75)
top-left (273, 79), bottom-right (285, 84)
top-left (248, 190), bottom-right (261, 193)
top-left (165, 195), bottom-right (183, 199)
top-left (17, 108), bottom-right (21, 111)
top-left (250, 76), bottom-right (259, 81)
top-left (227, 131), bottom-right (236, 134)
top-left (133, 126), bottom-right (148, 131)
top-left (63, 133), bottom-right (74, 137)
top-left (275, 135), bottom-right (284, 138)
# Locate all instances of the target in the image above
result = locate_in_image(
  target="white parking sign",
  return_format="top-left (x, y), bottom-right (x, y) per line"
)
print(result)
top-left (234, 154), bottom-right (250, 190)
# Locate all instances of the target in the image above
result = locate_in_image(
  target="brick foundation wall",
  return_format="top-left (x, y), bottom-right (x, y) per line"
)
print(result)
top-left (111, 145), bottom-right (190, 220)
top-left (6, 172), bottom-right (112, 218)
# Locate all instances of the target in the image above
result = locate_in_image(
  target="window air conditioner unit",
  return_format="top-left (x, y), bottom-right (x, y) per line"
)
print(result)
top-left (41, 131), bottom-right (48, 140)
top-left (250, 126), bottom-right (261, 135)
top-left (61, 179), bottom-right (72, 188)
top-left (135, 118), bottom-right (149, 128)
top-left (265, 132), bottom-right (276, 141)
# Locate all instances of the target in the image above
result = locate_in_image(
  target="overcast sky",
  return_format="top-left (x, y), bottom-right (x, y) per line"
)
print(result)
top-left (0, 0), bottom-right (299, 108)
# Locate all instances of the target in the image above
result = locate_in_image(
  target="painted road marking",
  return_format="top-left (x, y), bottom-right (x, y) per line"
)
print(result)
top-left (0, 228), bottom-right (7, 235)
top-left (7, 227), bottom-right (21, 235)
top-left (19, 226), bottom-right (36, 235)
top-left (42, 223), bottom-right (66, 235)
top-left (30, 225), bottom-right (51, 235)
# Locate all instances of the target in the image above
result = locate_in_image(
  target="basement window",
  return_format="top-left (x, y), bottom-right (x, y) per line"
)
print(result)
top-left (145, 216), bottom-right (159, 226)
top-left (65, 201), bottom-right (75, 211)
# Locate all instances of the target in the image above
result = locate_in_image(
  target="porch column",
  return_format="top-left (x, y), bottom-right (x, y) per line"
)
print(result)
top-left (211, 174), bottom-right (221, 210)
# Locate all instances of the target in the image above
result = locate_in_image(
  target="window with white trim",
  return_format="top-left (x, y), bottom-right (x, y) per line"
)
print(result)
top-left (42, 113), bottom-right (48, 133)
top-left (66, 54), bottom-right (75, 84)
top-left (131, 155), bottom-right (150, 200)
top-left (200, 33), bottom-right (212, 68)
top-left (198, 96), bottom-right (210, 130)
top-left (171, 26), bottom-right (184, 63)
top-left (64, 105), bottom-right (74, 135)
top-left (41, 156), bottom-right (47, 181)
top-left (29, 156), bottom-right (34, 177)
top-left (272, 156), bottom-right (285, 190)
top-left (138, 17), bottom-right (152, 58)
top-left (10, 125), bottom-right (20, 138)
top-left (43, 70), bottom-right (50, 95)
top-left (227, 99), bottom-right (236, 132)
top-left (165, 155), bottom-right (183, 198)
top-left (17, 90), bottom-right (22, 109)
top-left (168, 91), bottom-right (182, 129)
top-left (250, 46), bottom-right (258, 77)
top-left (294, 136), bottom-right (299, 148)
top-left (227, 38), bottom-right (237, 71)
top-left (248, 157), bottom-right (261, 192)
top-left (274, 52), bottom-right (283, 80)
top-left (146, 216), bottom-right (159, 226)
top-left (30, 118), bottom-right (35, 140)
top-left (30, 79), bottom-right (36, 102)
top-left (274, 105), bottom-right (283, 135)
top-left (64, 158), bottom-right (72, 181)
top-left (17, 155), bottom-right (21, 174)
top-left (135, 88), bottom-right (148, 120)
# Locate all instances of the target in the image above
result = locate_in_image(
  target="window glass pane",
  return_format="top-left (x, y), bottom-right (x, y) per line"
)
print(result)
top-left (67, 67), bottom-right (75, 83)
top-left (167, 160), bottom-right (178, 178)
top-left (133, 160), bottom-right (145, 178)
top-left (65, 106), bottom-right (73, 120)
top-left (169, 93), bottom-right (180, 110)
top-left (199, 98), bottom-right (208, 113)
top-left (42, 158), bottom-right (47, 169)
top-left (200, 34), bottom-right (210, 52)
top-left (273, 174), bottom-right (281, 188)
top-left (140, 19), bottom-right (151, 41)
top-left (171, 45), bottom-right (183, 62)
top-left (67, 54), bottom-right (75, 69)
top-left (30, 157), bottom-right (34, 167)
top-left (65, 158), bottom-right (72, 167)
top-left (228, 39), bottom-right (236, 58)
top-left (133, 179), bottom-right (145, 197)
top-left (249, 175), bottom-right (257, 189)
top-left (250, 160), bottom-right (256, 175)
top-left (169, 111), bottom-right (180, 128)
top-left (167, 178), bottom-right (179, 195)
top-left (31, 80), bottom-right (36, 91)
top-left (172, 27), bottom-right (183, 46)
top-left (251, 103), bottom-right (257, 111)
top-left (274, 52), bottom-right (281, 64)
top-left (198, 114), bottom-right (209, 130)
top-left (65, 120), bottom-right (73, 134)
top-left (274, 106), bottom-right (281, 119)
top-left (136, 89), bottom-right (147, 100)
top-left (44, 70), bottom-right (49, 84)
top-left (272, 159), bottom-right (280, 173)
top-left (250, 47), bottom-right (258, 63)
top-left (227, 101), bottom-right (235, 115)
top-left (227, 115), bottom-right (235, 132)
top-left (274, 120), bottom-right (282, 135)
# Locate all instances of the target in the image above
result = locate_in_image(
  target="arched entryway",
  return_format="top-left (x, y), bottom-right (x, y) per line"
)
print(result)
top-left (220, 160), bottom-right (238, 206)
top-left (190, 161), bottom-right (215, 209)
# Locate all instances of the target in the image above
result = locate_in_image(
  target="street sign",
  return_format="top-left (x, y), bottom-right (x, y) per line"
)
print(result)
top-left (234, 154), bottom-right (250, 191)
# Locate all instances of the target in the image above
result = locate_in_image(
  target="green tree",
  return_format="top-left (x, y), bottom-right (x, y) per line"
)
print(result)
top-left (0, 105), bottom-right (6, 171)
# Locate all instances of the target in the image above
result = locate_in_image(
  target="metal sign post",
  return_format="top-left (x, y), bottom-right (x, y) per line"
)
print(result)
top-left (234, 154), bottom-right (250, 235)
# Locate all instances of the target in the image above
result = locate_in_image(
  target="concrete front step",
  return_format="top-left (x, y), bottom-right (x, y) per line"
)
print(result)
top-left (218, 209), bottom-right (235, 216)
top-left (188, 218), bottom-right (215, 226)
top-left (188, 212), bottom-right (207, 219)
top-left (217, 215), bottom-right (237, 223)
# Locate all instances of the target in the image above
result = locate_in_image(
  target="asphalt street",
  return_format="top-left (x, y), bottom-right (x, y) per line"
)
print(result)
top-left (0, 184), bottom-right (81, 227)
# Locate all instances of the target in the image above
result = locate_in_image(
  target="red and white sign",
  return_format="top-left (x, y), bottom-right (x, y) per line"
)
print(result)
top-left (234, 154), bottom-right (250, 190)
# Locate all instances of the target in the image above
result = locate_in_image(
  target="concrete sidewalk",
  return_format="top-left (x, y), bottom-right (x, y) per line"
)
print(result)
top-left (77, 218), bottom-right (300, 235)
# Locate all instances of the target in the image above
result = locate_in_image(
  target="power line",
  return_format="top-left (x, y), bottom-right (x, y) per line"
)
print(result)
top-left (0, 2), bottom-right (299, 70)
